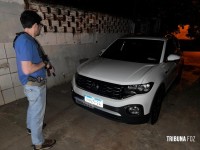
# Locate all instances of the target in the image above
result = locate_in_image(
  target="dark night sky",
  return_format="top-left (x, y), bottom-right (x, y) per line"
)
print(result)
top-left (32, 0), bottom-right (199, 24)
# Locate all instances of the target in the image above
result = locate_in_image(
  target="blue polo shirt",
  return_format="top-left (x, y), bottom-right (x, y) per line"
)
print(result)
top-left (14, 33), bottom-right (46, 85)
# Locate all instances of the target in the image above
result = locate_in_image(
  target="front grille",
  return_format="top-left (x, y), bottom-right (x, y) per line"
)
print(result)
top-left (75, 73), bottom-right (123, 99)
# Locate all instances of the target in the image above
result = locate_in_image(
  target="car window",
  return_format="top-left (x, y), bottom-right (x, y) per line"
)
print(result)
top-left (101, 39), bottom-right (164, 64)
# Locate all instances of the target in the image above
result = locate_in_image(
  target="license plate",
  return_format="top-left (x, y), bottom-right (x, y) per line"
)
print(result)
top-left (75, 97), bottom-right (94, 108)
top-left (84, 95), bottom-right (103, 108)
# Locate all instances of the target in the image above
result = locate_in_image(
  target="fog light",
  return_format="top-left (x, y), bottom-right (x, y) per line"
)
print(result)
top-left (127, 106), bottom-right (140, 115)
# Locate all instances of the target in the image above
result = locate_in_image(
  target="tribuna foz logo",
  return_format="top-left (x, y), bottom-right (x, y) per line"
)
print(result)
top-left (166, 136), bottom-right (195, 142)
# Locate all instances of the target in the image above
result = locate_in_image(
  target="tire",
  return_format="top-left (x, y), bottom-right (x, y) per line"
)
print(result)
top-left (149, 87), bottom-right (164, 125)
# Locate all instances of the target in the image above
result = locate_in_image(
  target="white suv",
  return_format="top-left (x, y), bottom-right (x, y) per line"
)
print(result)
top-left (71, 34), bottom-right (184, 124)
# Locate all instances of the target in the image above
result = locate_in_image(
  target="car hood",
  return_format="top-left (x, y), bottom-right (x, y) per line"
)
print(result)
top-left (77, 57), bottom-right (155, 85)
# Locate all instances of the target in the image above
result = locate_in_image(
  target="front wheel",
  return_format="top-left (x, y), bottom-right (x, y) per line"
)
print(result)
top-left (149, 87), bottom-right (164, 125)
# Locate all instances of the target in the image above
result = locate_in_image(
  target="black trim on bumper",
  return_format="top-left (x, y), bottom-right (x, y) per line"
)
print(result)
top-left (72, 91), bottom-right (150, 124)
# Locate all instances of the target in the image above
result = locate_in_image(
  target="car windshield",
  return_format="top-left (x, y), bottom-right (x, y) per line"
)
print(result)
top-left (101, 39), bottom-right (164, 64)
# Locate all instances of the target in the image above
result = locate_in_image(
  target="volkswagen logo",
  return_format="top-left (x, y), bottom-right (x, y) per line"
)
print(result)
top-left (91, 82), bottom-right (99, 91)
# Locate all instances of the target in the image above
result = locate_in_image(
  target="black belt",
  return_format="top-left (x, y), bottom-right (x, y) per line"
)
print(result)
top-left (26, 80), bottom-right (46, 87)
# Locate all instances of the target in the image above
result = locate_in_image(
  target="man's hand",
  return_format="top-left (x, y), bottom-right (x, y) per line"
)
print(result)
top-left (45, 62), bottom-right (51, 69)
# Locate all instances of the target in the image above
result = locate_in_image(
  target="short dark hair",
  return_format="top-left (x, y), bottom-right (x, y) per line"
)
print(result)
top-left (20, 10), bottom-right (42, 28)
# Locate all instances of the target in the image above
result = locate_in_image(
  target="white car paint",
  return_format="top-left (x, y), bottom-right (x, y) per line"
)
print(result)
top-left (72, 35), bottom-right (184, 124)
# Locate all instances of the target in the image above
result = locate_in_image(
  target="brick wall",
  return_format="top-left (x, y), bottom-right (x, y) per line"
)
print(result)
top-left (0, 42), bottom-right (25, 105)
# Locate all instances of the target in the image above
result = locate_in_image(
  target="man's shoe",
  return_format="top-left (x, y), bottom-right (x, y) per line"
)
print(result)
top-left (27, 123), bottom-right (47, 135)
top-left (33, 139), bottom-right (56, 150)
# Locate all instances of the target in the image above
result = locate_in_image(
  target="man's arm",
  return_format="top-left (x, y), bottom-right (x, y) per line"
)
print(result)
top-left (21, 61), bottom-right (45, 75)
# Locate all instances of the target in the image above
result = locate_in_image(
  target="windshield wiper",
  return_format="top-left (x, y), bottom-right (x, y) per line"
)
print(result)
top-left (120, 41), bottom-right (126, 51)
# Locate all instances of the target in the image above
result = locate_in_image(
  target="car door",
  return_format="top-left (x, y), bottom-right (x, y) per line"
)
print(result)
top-left (162, 38), bottom-right (180, 89)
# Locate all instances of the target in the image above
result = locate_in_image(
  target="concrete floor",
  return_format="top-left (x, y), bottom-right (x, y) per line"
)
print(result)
top-left (0, 52), bottom-right (200, 150)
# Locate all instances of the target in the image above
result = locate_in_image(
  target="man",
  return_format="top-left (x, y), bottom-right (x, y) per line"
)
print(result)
top-left (13, 10), bottom-right (56, 150)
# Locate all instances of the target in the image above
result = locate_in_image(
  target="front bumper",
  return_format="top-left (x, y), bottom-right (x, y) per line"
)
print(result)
top-left (72, 91), bottom-right (150, 124)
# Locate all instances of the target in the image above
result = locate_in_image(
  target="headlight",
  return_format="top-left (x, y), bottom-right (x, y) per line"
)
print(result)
top-left (123, 82), bottom-right (154, 98)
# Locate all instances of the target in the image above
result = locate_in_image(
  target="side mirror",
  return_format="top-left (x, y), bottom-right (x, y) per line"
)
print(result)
top-left (167, 54), bottom-right (180, 61)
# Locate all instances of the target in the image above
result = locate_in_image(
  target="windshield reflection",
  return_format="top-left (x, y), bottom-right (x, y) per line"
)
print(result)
top-left (101, 39), bottom-right (164, 64)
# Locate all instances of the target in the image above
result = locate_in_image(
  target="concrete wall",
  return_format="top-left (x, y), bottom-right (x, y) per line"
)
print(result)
top-left (0, 0), bottom-right (134, 105)
top-left (0, 1), bottom-right (25, 105)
